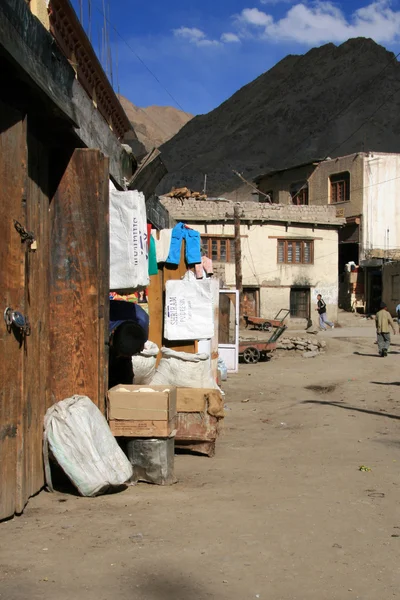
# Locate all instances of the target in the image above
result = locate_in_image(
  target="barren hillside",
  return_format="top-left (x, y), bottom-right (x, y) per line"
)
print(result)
top-left (157, 38), bottom-right (400, 198)
top-left (118, 95), bottom-right (192, 156)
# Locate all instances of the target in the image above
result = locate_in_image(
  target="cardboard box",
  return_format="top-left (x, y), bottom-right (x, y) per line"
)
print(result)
top-left (176, 388), bottom-right (212, 413)
top-left (107, 385), bottom-right (177, 438)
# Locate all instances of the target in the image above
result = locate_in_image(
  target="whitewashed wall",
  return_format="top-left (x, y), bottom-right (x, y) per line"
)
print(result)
top-left (192, 222), bottom-right (339, 321)
top-left (363, 154), bottom-right (400, 259)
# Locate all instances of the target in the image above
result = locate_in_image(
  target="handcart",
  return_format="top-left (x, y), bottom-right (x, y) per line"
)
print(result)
top-left (244, 309), bottom-right (290, 332)
top-left (239, 323), bottom-right (287, 364)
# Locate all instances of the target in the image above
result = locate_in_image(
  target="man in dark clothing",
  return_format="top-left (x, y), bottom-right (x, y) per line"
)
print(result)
top-left (108, 300), bottom-right (149, 388)
top-left (375, 301), bottom-right (396, 357)
top-left (316, 294), bottom-right (335, 330)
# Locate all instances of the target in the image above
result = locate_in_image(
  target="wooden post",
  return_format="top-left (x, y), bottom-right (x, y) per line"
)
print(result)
top-left (234, 204), bottom-right (243, 321)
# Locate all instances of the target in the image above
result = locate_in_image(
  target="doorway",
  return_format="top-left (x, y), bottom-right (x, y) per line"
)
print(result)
top-left (242, 287), bottom-right (259, 317)
top-left (218, 290), bottom-right (239, 373)
top-left (290, 287), bottom-right (310, 319)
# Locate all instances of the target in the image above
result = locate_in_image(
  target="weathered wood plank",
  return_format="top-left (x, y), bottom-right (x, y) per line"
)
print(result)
top-left (49, 149), bottom-right (109, 411)
top-left (0, 101), bottom-right (26, 520)
top-left (15, 126), bottom-right (51, 514)
top-left (96, 156), bottom-right (110, 415)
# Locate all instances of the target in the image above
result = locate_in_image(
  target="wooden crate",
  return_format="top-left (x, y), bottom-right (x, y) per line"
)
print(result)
top-left (109, 417), bottom-right (176, 438)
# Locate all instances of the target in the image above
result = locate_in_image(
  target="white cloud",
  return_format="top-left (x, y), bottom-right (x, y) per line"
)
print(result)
top-left (238, 1), bottom-right (400, 45)
top-left (173, 26), bottom-right (221, 47)
top-left (221, 32), bottom-right (241, 43)
top-left (260, 0), bottom-right (295, 4)
top-left (239, 7), bottom-right (273, 27)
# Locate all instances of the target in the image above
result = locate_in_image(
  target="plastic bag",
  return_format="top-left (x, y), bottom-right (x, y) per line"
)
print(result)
top-left (132, 341), bottom-right (160, 384)
top-left (151, 347), bottom-right (219, 389)
top-left (43, 395), bottom-right (133, 496)
top-left (164, 277), bottom-right (214, 340)
top-left (218, 357), bottom-right (228, 381)
top-left (109, 181), bottom-right (149, 290)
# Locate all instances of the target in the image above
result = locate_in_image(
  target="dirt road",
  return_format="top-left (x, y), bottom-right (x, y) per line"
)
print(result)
top-left (1, 323), bottom-right (400, 600)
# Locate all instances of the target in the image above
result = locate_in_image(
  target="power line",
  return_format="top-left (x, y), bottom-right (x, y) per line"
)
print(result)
top-left (91, 2), bottom-right (190, 116)
top-left (268, 46), bottom-right (400, 177)
top-left (324, 85), bottom-right (400, 159)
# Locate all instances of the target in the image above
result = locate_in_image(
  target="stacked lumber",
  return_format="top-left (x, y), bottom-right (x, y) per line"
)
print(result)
top-left (165, 187), bottom-right (207, 200)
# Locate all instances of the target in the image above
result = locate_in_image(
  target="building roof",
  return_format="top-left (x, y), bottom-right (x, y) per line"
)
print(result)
top-left (253, 158), bottom-right (325, 184)
top-left (160, 197), bottom-right (345, 227)
top-left (49, 0), bottom-right (132, 140)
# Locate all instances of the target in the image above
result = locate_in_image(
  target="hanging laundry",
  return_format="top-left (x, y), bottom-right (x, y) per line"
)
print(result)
top-left (109, 182), bottom-right (149, 290)
top-left (148, 235), bottom-right (158, 276)
top-left (151, 229), bottom-right (172, 263)
top-left (166, 222), bottom-right (201, 266)
top-left (195, 256), bottom-right (214, 279)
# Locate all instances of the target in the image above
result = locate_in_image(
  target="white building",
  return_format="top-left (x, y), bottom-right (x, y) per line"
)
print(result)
top-left (161, 198), bottom-right (344, 325)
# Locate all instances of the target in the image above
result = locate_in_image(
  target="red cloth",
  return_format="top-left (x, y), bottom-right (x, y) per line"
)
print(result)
top-left (147, 224), bottom-right (152, 250)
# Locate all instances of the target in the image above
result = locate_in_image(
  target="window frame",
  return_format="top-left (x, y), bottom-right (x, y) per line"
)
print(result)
top-left (290, 181), bottom-right (309, 205)
top-left (201, 235), bottom-right (235, 263)
top-left (277, 239), bottom-right (314, 265)
top-left (330, 171), bottom-right (350, 203)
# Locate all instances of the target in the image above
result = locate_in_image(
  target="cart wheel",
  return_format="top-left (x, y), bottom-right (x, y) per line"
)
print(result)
top-left (262, 321), bottom-right (272, 332)
top-left (243, 347), bottom-right (261, 364)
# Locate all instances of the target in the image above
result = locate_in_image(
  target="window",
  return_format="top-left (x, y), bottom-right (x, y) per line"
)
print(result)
top-left (201, 236), bottom-right (235, 263)
top-left (330, 172), bottom-right (350, 203)
top-left (290, 182), bottom-right (308, 205)
top-left (392, 274), bottom-right (400, 300)
top-left (277, 239), bottom-right (314, 264)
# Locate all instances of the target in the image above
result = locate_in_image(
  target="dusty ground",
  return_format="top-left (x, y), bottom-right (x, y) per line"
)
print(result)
top-left (1, 317), bottom-right (400, 600)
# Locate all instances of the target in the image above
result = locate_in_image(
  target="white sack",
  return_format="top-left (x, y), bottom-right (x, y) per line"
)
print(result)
top-left (164, 278), bottom-right (214, 340)
top-left (43, 395), bottom-right (133, 497)
top-left (109, 181), bottom-right (149, 290)
top-left (151, 347), bottom-right (218, 389)
top-left (132, 340), bottom-right (160, 384)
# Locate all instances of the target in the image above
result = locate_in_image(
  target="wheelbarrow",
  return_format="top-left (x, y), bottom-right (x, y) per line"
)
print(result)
top-left (243, 309), bottom-right (290, 332)
top-left (239, 324), bottom-right (287, 364)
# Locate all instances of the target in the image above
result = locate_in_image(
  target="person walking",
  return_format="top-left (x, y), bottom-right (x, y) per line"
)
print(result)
top-left (316, 294), bottom-right (335, 330)
top-left (376, 301), bottom-right (396, 357)
top-left (396, 301), bottom-right (400, 334)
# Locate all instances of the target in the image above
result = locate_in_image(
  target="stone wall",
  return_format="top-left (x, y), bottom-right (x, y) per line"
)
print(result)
top-left (160, 197), bottom-right (345, 226)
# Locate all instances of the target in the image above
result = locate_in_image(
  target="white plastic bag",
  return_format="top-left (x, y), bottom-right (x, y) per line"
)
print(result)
top-left (164, 277), bottom-right (214, 340)
top-left (109, 181), bottom-right (149, 290)
top-left (132, 341), bottom-right (160, 384)
top-left (151, 348), bottom-right (219, 389)
top-left (43, 395), bottom-right (133, 496)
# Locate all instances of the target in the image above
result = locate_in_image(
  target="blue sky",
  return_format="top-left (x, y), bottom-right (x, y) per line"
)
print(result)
top-left (72, 0), bottom-right (400, 115)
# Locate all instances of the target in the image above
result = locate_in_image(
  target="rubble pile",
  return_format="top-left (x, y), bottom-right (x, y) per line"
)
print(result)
top-left (277, 337), bottom-right (326, 354)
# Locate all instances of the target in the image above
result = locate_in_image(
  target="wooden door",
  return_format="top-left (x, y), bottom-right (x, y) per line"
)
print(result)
top-left (15, 126), bottom-right (51, 513)
top-left (0, 103), bottom-right (27, 520)
top-left (290, 287), bottom-right (310, 319)
top-left (49, 149), bottom-right (109, 412)
top-left (242, 288), bottom-right (258, 317)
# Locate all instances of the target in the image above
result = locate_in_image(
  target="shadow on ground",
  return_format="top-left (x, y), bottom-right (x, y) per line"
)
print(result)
top-left (303, 400), bottom-right (400, 420)
top-left (353, 351), bottom-right (400, 357)
top-left (371, 381), bottom-right (400, 386)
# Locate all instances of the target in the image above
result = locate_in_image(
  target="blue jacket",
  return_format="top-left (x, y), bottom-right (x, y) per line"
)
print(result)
top-left (166, 222), bottom-right (202, 266)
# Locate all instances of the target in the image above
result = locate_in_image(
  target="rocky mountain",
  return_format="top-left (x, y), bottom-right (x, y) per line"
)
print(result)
top-left (118, 95), bottom-right (192, 157)
top-left (157, 38), bottom-right (400, 198)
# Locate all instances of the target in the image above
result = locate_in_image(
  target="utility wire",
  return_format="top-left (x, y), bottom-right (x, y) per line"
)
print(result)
top-left (286, 49), bottom-right (400, 166)
top-left (92, 2), bottom-right (189, 116)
